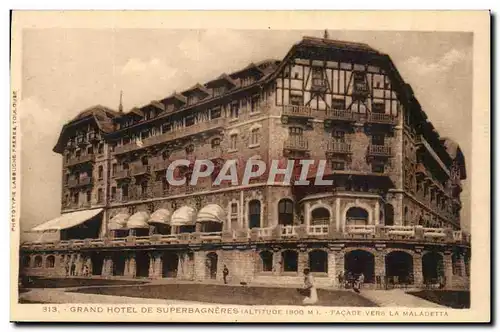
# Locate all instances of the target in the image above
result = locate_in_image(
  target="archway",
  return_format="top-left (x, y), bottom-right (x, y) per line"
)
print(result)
top-left (206, 252), bottom-right (218, 279)
top-left (135, 251), bottom-right (150, 278)
top-left (309, 250), bottom-right (328, 273)
top-left (112, 254), bottom-right (126, 276)
top-left (422, 252), bottom-right (444, 284)
top-left (89, 252), bottom-right (104, 276)
top-left (346, 207), bottom-right (369, 225)
top-left (384, 204), bottom-right (394, 226)
top-left (162, 252), bottom-right (179, 278)
top-left (259, 251), bottom-right (273, 272)
top-left (34, 256), bottom-right (43, 268)
top-left (45, 255), bottom-right (55, 268)
top-left (22, 256), bottom-right (31, 268)
top-left (344, 250), bottom-right (375, 283)
top-left (311, 207), bottom-right (330, 225)
top-left (281, 250), bottom-right (298, 272)
top-left (278, 199), bottom-right (294, 226)
top-left (385, 251), bottom-right (413, 284)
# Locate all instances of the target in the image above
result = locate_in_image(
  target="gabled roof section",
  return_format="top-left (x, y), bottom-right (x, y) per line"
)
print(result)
top-left (229, 62), bottom-right (267, 78)
top-left (181, 83), bottom-right (210, 97)
top-left (441, 138), bottom-right (467, 180)
top-left (299, 36), bottom-right (380, 54)
top-left (205, 73), bottom-right (237, 88)
top-left (161, 92), bottom-right (187, 105)
top-left (53, 105), bottom-right (118, 154)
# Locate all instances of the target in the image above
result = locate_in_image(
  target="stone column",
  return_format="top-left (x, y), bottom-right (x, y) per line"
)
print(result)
top-left (193, 250), bottom-right (206, 281)
top-left (443, 250), bottom-right (453, 289)
top-left (304, 202), bottom-right (311, 228)
top-left (335, 198), bottom-right (341, 232)
top-left (333, 249), bottom-right (344, 286)
top-left (412, 248), bottom-right (423, 287)
top-left (272, 247), bottom-right (281, 275)
top-left (374, 246), bottom-right (386, 282)
top-left (102, 255), bottom-right (113, 277)
top-left (125, 253), bottom-right (136, 278)
top-left (327, 247), bottom-right (337, 287)
top-left (155, 253), bottom-right (163, 279)
top-left (374, 200), bottom-right (380, 225)
top-left (148, 252), bottom-right (156, 279)
top-left (298, 247), bottom-right (308, 273)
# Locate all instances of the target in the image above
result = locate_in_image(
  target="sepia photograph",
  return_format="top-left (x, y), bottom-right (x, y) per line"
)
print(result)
top-left (10, 11), bottom-right (490, 323)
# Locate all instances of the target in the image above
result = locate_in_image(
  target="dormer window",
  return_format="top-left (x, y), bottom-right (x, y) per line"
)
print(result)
top-left (185, 114), bottom-right (195, 127)
top-left (210, 107), bottom-right (222, 119)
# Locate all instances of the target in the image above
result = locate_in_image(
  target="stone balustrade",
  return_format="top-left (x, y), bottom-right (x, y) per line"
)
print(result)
top-left (21, 225), bottom-right (470, 252)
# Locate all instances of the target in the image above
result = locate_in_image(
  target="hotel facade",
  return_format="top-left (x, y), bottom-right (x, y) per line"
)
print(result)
top-left (20, 37), bottom-right (470, 289)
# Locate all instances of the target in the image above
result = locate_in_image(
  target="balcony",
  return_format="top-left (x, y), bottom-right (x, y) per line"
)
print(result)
top-left (308, 225), bottom-right (329, 235)
top-left (152, 160), bottom-right (170, 172)
top-left (64, 154), bottom-right (95, 167)
top-left (87, 132), bottom-right (101, 142)
top-left (282, 105), bottom-right (313, 119)
top-left (284, 136), bottom-right (309, 153)
top-left (311, 78), bottom-right (328, 92)
top-left (326, 140), bottom-right (352, 155)
top-left (325, 109), bottom-right (356, 123)
top-left (67, 177), bottom-right (93, 188)
top-left (76, 135), bottom-right (88, 147)
top-left (367, 113), bottom-right (398, 125)
top-left (130, 164), bottom-right (151, 177)
top-left (113, 118), bottom-right (225, 155)
top-left (367, 144), bottom-right (392, 157)
top-left (113, 169), bottom-right (131, 180)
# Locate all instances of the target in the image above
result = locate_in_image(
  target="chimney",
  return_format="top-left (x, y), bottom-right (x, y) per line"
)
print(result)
top-left (118, 90), bottom-right (123, 113)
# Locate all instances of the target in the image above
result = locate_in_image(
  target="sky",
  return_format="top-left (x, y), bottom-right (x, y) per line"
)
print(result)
top-left (19, 29), bottom-right (472, 238)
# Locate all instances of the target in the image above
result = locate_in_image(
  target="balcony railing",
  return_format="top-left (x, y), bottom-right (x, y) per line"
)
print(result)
top-left (311, 78), bottom-right (328, 91)
top-left (282, 105), bottom-right (313, 118)
top-left (87, 132), bottom-right (101, 142)
top-left (327, 140), bottom-right (352, 154)
top-left (345, 225), bottom-right (376, 235)
top-left (113, 169), bottom-right (131, 180)
top-left (67, 177), bottom-right (93, 188)
top-left (76, 135), bottom-right (88, 146)
top-left (113, 118), bottom-right (225, 155)
top-left (64, 154), bottom-right (95, 167)
top-left (368, 144), bottom-right (392, 157)
top-left (130, 164), bottom-right (151, 177)
top-left (325, 109), bottom-right (355, 122)
top-left (280, 225), bottom-right (298, 237)
top-left (284, 136), bottom-right (309, 151)
top-left (308, 225), bottom-right (329, 235)
top-left (21, 225), bottom-right (471, 252)
top-left (367, 113), bottom-right (398, 125)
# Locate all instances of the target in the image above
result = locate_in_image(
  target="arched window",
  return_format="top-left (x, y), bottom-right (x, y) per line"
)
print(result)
top-left (385, 204), bottom-right (394, 226)
top-left (123, 162), bottom-right (129, 170)
top-left (309, 250), bottom-right (328, 273)
top-left (281, 250), bottom-right (298, 272)
top-left (34, 256), bottom-right (43, 268)
top-left (22, 256), bottom-right (31, 268)
top-left (98, 166), bottom-right (104, 179)
top-left (250, 128), bottom-right (260, 146)
top-left (211, 138), bottom-right (221, 149)
top-left (346, 207), bottom-right (369, 225)
top-left (278, 199), bottom-right (294, 226)
top-left (259, 251), bottom-right (273, 272)
top-left (185, 144), bottom-right (194, 154)
top-left (311, 207), bottom-right (330, 225)
top-left (248, 200), bottom-right (261, 229)
top-left (141, 156), bottom-right (149, 166)
top-left (46, 255), bottom-right (55, 268)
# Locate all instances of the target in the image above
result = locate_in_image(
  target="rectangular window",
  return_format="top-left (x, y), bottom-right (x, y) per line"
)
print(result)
top-left (372, 162), bottom-right (385, 173)
top-left (122, 184), bottom-right (129, 198)
top-left (332, 161), bottom-right (345, 171)
top-left (141, 182), bottom-right (148, 195)
top-left (251, 95), bottom-right (260, 113)
top-left (230, 103), bottom-right (239, 119)
top-left (86, 191), bottom-right (91, 203)
top-left (185, 114), bottom-right (195, 127)
top-left (231, 203), bottom-right (238, 215)
top-left (161, 123), bottom-right (172, 133)
top-left (97, 189), bottom-right (103, 203)
top-left (111, 187), bottom-right (116, 200)
top-left (372, 133), bottom-right (385, 145)
top-left (230, 134), bottom-right (238, 150)
top-left (290, 94), bottom-right (303, 106)
top-left (372, 102), bottom-right (385, 114)
top-left (332, 130), bottom-right (345, 141)
top-left (250, 129), bottom-right (260, 146)
top-left (112, 163), bottom-right (117, 175)
top-left (332, 98), bottom-right (346, 110)
top-left (210, 107), bottom-right (222, 119)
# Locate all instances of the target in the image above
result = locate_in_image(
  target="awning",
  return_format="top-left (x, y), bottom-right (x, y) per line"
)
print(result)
top-left (30, 208), bottom-right (103, 233)
top-left (196, 204), bottom-right (226, 223)
top-left (126, 211), bottom-right (150, 229)
top-left (108, 213), bottom-right (130, 230)
top-left (148, 208), bottom-right (171, 225)
top-left (171, 206), bottom-right (197, 226)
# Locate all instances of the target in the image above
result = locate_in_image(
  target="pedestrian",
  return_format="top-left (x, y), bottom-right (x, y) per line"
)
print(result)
top-left (357, 272), bottom-right (365, 291)
top-left (223, 265), bottom-right (229, 284)
top-left (65, 263), bottom-right (69, 277)
top-left (70, 263), bottom-right (76, 276)
top-left (301, 268), bottom-right (318, 305)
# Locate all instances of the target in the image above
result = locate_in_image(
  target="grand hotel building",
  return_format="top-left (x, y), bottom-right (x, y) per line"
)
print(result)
top-left (20, 36), bottom-right (470, 289)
